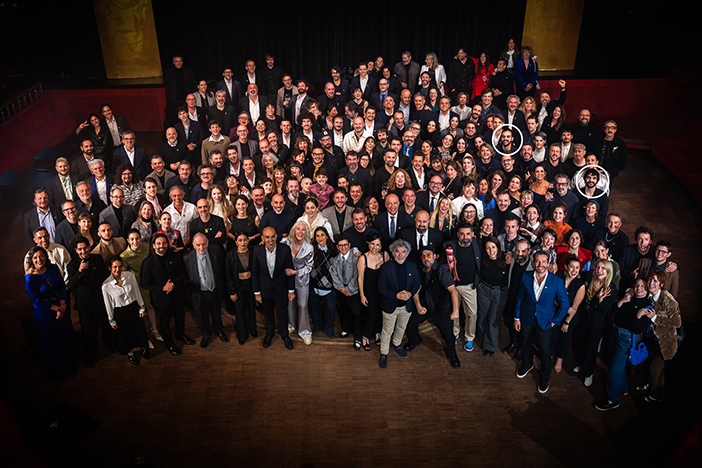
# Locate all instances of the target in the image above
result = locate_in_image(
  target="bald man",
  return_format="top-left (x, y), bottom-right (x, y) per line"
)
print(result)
top-left (252, 227), bottom-right (296, 349)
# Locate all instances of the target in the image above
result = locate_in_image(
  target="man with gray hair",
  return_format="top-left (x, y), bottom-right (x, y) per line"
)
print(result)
top-left (112, 131), bottom-right (149, 179)
top-left (163, 185), bottom-right (198, 245)
top-left (88, 158), bottom-right (110, 205)
top-left (377, 238), bottom-right (421, 369)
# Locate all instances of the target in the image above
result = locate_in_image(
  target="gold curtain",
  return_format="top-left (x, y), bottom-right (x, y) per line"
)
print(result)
top-left (522, 0), bottom-right (585, 71)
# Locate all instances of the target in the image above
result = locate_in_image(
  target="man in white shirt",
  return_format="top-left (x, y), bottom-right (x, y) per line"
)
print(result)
top-left (342, 117), bottom-right (367, 154)
top-left (164, 186), bottom-right (198, 244)
top-left (89, 159), bottom-right (110, 206)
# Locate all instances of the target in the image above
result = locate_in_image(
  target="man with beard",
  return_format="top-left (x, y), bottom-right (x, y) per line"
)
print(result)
top-left (443, 224), bottom-right (482, 352)
top-left (55, 200), bottom-right (80, 248)
top-left (141, 232), bottom-right (193, 355)
top-left (91, 222), bottom-right (126, 264)
top-left (501, 239), bottom-right (532, 358)
top-left (403, 245), bottom-right (461, 368)
top-left (190, 198), bottom-right (227, 248)
top-left (448, 48), bottom-right (475, 102)
top-left (343, 208), bottom-right (378, 251)
top-left (71, 138), bottom-right (97, 181)
top-left (46, 157), bottom-right (79, 213)
top-left (165, 160), bottom-right (198, 201)
top-left (25, 188), bottom-right (63, 246)
top-left (571, 108), bottom-right (603, 151)
top-left (563, 143), bottom-right (588, 180)
top-left (163, 186), bottom-right (198, 245)
top-left (98, 187), bottom-right (136, 238)
top-left (330, 66), bottom-right (350, 105)
top-left (215, 66), bottom-right (241, 107)
top-left (574, 168), bottom-right (609, 219)
top-left (319, 131), bottom-right (345, 171)
top-left (260, 194), bottom-right (294, 238)
top-left (536, 80), bottom-right (567, 128)
top-left (541, 174), bottom-right (579, 224)
top-left (592, 212), bottom-right (630, 263)
top-left (207, 92), bottom-right (236, 137)
top-left (113, 132), bottom-right (149, 179)
top-left (147, 155), bottom-right (176, 195)
top-left (158, 127), bottom-right (187, 170)
top-left (318, 81), bottom-right (343, 115)
top-left (322, 189), bottom-right (354, 239)
top-left (261, 54), bottom-right (282, 104)
top-left (75, 181), bottom-right (106, 225)
top-left (598, 120), bottom-right (627, 180)
top-left (399, 210), bottom-right (443, 266)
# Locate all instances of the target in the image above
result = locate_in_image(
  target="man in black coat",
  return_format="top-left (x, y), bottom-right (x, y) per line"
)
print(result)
top-left (252, 227), bottom-right (296, 349)
top-left (112, 131), bottom-right (150, 180)
top-left (374, 193), bottom-right (412, 249)
top-left (98, 187), bottom-right (136, 238)
top-left (399, 210), bottom-right (444, 266)
top-left (189, 198), bottom-right (227, 248)
top-left (184, 233), bottom-right (229, 348)
top-left (46, 157), bottom-right (79, 213)
top-left (164, 54), bottom-right (196, 126)
top-left (67, 236), bottom-right (112, 367)
top-left (141, 233), bottom-right (194, 355)
top-left (215, 67), bottom-right (242, 107)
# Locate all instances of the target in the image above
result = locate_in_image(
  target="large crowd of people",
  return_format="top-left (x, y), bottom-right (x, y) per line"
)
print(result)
top-left (23, 45), bottom-right (682, 411)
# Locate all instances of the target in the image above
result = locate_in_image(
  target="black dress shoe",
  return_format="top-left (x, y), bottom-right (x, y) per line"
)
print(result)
top-left (502, 342), bottom-right (517, 354)
top-left (283, 337), bottom-right (294, 350)
top-left (379, 354), bottom-right (388, 369)
top-left (262, 335), bottom-right (272, 348)
top-left (178, 334), bottom-right (195, 346)
top-left (450, 357), bottom-right (461, 368)
top-left (128, 354), bottom-right (139, 365)
top-left (353, 340), bottom-right (362, 350)
top-left (168, 345), bottom-right (182, 355)
top-left (141, 348), bottom-right (150, 360)
top-left (392, 344), bottom-right (408, 359)
top-left (239, 340), bottom-right (246, 346)
top-left (403, 341), bottom-right (422, 352)
top-left (200, 335), bottom-right (211, 349)
top-left (340, 331), bottom-right (350, 338)
top-left (483, 350), bottom-right (494, 357)
top-left (250, 331), bottom-right (259, 338)
top-left (217, 332), bottom-right (229, 343)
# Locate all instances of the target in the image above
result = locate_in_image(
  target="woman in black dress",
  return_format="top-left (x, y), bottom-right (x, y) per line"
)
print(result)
top-left (552, 254), bottom-right (587, 373)
top-left (225, 232), bottom-right (258, 345)
top-left (358, 233), bottom-right (390, 350)
top-left (230, 195), bottom-right (260, 247)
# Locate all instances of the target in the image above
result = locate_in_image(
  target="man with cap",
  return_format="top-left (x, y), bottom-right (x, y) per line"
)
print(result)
top-left (403, 245), bottom-right (461, 368)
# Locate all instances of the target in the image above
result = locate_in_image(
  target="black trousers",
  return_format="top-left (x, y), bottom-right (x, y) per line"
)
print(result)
top-left (520, 321), bottom-right (553, 386)
top-left (405, 302), bottom-right (458, 360)
top-left (575, 308), bottom-right (608, 378)
top-left (156, 297), bottom-right (185, 346)
top-left (503, 295), bottom-right (521, 348)
top-left (552, 310), bottom-right (580, 360)
top-left (77, 298), bottom-right (113, 367)
top-left (261, 292), bottom-right (289, 338)
top-left (234, 278), bottom-right (257, 342)
top-left (337, 293), bottom-right (362, 341)
top-left (195, 290), bottom-right (224, 337)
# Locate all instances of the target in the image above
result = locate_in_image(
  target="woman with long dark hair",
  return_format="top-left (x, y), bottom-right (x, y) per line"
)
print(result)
top-left (309, 227), bottom-right (338, 338)
top-left (358, 233), bottom-right (390, 350)
top-left (225, 232), bottom-right (258, 345)
top-left (476, 236), bottom-right (508, 356)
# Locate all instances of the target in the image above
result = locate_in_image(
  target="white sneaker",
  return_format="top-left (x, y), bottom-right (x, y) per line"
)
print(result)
top-left (303, 337), bottom-right (312, 345)
top-left (573, 365), bottom-right (580, 373)
top-left (584, 375), bottom-right (593, 387)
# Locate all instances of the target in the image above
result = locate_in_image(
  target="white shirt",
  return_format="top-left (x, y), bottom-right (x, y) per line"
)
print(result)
top-left (265, 246), bottom-right (276, 278)
top-left (452, 195), bottom-right (485, 219)
top-left (362, 123), bottom-right (375, 138)
top-left (225, 79), bottom-right (233, 98)
top-left (342, 131), bottom-right (366, 155)
top-left (417, 231), bottom-right (427, 250)
top-left (101, 271), bottom-right (144, 326)
top-left (360, 75), bottom-right (368, 92)
top-left (95, 177), bottom-right (108, 205)
top-left (413, 168), bottom-right (425, 190)
top-left (164, 201), bottom-right (198, 242)
top-left (188, 109), bottom-right (199, 121)
top-left (438, 112), bottom-right (450, 131)
top-left (125, 147), bottom-right (135, 166)
top-left (209, 134), bottom-right (225, 143)
top-left (533, 273), bottom-right (547, 301)
top-left (249, 97), bottom-right (260, 123)
top-left (399, 104), bottom-right (410, 124)
top-left (294, 94), bottom-right (306, 123)
top-left (333, 130), bottom-right (344, 148)
top-left (24, 243), bottom-right (71, 284)
top-left (282, 134), bottom-right (292, 149)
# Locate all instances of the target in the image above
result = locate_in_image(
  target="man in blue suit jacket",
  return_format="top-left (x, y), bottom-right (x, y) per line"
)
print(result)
top-left (112, 131), bottom-right (149, 180)
top-left (514, 250), bottom-right (569, 393)
top-left (377, 238), bottom-right (421, 369)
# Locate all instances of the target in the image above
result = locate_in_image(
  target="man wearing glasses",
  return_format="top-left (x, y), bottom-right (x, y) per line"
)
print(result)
top-left (112, 131), bottom-right (149, 179)
top-left (190, 164), bottom-right (215, 204)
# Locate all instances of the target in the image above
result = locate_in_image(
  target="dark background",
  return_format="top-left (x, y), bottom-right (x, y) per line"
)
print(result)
top-left (0, 0), bottom-right (691, 95)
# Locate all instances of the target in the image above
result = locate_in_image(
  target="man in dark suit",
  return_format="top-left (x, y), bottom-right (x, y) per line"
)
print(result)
top-left (252, 227), bottom-right (296, 349)
top-left (184, 233), bottom-right (229, 348)
top-left (98, 187), bottom-right (136, 238)
top-left (289, 80), bottom-right (311, 130)
top-left (25, 188), bottom-right (63, 246)
top-left (322, 189), bottom-right (354, 239)
top-left (394, 51), bottom-right (421, 94)
top-left (75, 181), bottom-right (106, 225)
top-left (100, 103), bottom-right (131, 150)
top-left (46, 157), bottom-right (79, 213)
top-left (163, 54), bottom-right (196, 126)
top-left (369, 78), bottom-right (399, 112)
top-left (514, 251), bottom-right (570, 394)
top-left (239, 84), bottom-right (268, 125)
top-left (350, 62), bottom-right (377, 102)
top-left (505, 95), bottom-right (527, 135)
top-left (409, 94), bottom-right (438, 129)
top-left (112, 132), bottom-right (149, 179)
top-left (141, 233), bottom-right (194, 355)
top-left (447, 49), bottom-right (475, 102)
top-left (231, 125), bottom-right (259, 160)
top-left (399, 210), bottom-right (444, 266)
top-left (55, 200), bottom-right (80, 248)
top-left (377, 239), bottom-right (421, 368)
top-left (71, 138), bottom-right (97, 182)
top-left (240, 59), bottom-right (266, 98)
top-left (215, 67), bottom-right (241, 107)
top-left (67, 236), bottom-right (112, 367)
top-left (157, 127), bottom-right (188, 170)
top-left (416, 175), bottom-right (447, 213)
top-left (373, 193), bottom-right (411, 249)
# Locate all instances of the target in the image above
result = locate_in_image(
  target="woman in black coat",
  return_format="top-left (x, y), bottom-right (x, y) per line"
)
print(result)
top-left (225, 231), bottom-right (258, 345)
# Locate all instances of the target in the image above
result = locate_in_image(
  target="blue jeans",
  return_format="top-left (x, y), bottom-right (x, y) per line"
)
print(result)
top-left (605, 325), bottom-right (633, 402)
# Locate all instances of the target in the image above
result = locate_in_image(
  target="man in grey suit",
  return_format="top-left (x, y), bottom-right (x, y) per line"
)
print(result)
top-left (231, 125), bottom-right (259, 161)
top-left (322, 189), bottom-right (354, 240)
top-left (393, 51), bottom-right (421, 94)
top-left (329, 235), bottom-right (363, 348)
top-left (184, 233), bottom-right (229, 348)
top-left (98, 187), bottom-right (136, 238)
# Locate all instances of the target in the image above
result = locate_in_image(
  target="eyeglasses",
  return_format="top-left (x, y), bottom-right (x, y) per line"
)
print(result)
top-left (337, 243), bottom-right (350, 248)
top-left (604, 126), bottom-right (616, 130)
top-left (420, 254), bottom-right (434, 259)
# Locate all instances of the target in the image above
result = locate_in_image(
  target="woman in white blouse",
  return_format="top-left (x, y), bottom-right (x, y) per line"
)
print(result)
top-left (419, 52), bottom-right (447, 96)
top-left (297, 197), bottom-right (333, 240)
top-left (101, 256), bottom-right (150, 365)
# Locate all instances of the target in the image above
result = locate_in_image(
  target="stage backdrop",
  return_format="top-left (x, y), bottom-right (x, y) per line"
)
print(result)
top-left (150, 1), bottom-right (528, 86)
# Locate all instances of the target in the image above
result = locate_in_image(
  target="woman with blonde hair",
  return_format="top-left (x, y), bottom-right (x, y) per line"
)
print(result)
top-left (281, 221), bottom-right (314, 344)
top-left (573, 259), bottom-right (617, 387)
top-left (518, 95), bottom-right (537, 121)
top-left (429, 197), bottom-right (455, 242)
top-left (207, 184), bottom-right (235, 241)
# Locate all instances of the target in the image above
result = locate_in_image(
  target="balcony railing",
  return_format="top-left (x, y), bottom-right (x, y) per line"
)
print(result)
top-left (0, 82), bottom-right (44, 124)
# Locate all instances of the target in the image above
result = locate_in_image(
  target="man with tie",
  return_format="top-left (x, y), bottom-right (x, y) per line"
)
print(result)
top-left (252, 227), bottom-right (296, 349)
top-left (184, 233), bottom-right (229, 348)
top-left (329, 235), bottom-right (363, 348)
top-left (46, 157), bottom-right (79, 213)
top-left (400, 210), bottom-right (443, 266)
top-left (373, 193), bottom-right (411, 249)
top-left (416, 175), bottom-right (446, 213)
top-left (514, 250), bottom-right (570, 394)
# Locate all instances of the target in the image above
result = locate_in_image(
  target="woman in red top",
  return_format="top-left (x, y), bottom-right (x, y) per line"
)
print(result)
top-left (556, 229), bottom-right (592, 271)
top-left (471, 52), bottom-right (495, 100)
